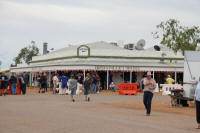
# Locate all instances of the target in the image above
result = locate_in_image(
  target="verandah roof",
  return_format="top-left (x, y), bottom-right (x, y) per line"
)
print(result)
top-left (11, 65), bottom-right (183, 73)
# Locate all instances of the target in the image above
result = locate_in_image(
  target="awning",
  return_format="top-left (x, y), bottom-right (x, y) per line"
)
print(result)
top-left (11, 65), bottom-right (183, 73)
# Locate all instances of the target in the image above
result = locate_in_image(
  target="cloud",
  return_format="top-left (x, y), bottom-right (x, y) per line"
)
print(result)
top-left (0, 1), bottom-right (110, 28)
top-left (0, 0), bottom-right (200, 68)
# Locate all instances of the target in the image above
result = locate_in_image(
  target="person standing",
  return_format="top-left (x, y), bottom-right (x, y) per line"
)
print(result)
top-left (76, 73), bottom-right (83, 95)
top-left (83, 74), bottom-right (92, 101)
top-left (0, 73), bottom-right (2, 95)
top-left (141, 74), bottom-right (146, 91)
top-left (194, 78), bottom-right (200, 129)
top-left (143, 71), bottom-right (156, 116)
top-left (18, 74), bottom-right (26, 95)
top-left (52, 74), bottom-right (59, 94)
top-left (96, 74), bottom-right (101, 93)
top-left (60, 73), bottom-right (68, 95)
top-left (68, 74), bottom-right (77, 102)
top-left (24, 73), bottom-right (29, 87)
top-left (40, 73), bottom-right (47, 93)
top-left (10, 73), bottom-right (17, 95)
top-left (37, 74), bottom-right (42, 93)
top-left (0, 72), bottom-right (8, 96)
top-left (91, 74), bottom-right (97, 94)
top-left (166, 75), bottom-right (175, 84)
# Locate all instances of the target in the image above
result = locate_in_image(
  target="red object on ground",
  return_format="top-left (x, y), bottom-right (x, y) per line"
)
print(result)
top-left (0, 81), bottom-right (4, 95)
top-left (0, 89), bottom-right (4, 94)
top-left (6, 83), bottom-right (12, 95)
top-left (7, 89), bottom-right (12, 94)
top-left (118, 83), bottom-right (139, 95)
top-left (0, 82), bottom-right (12, 95)
top-left (170, 89), bottom-right (184, 91)
top-left (16, 82), bottom-right (21, 95)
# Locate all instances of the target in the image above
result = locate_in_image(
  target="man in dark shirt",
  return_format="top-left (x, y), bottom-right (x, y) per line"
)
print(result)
top-left (91, 74), bottom-right (98, 94)
top-left (0, 72), bottom-right (8, 96)
top-left (37, 75), bottom-right (42, 93)
top-left (24, 73), bottom-right (29, 87)
top-left (83, 73), bottom-right (92, 101)
top-left (10, 73), bottom-right (17, 95)
top-left (18, 74), bottom-right (26, 95)
top-left (40, 73), bottom-right (47, 93)
top-left (76, 73), bottom-right (83, 84)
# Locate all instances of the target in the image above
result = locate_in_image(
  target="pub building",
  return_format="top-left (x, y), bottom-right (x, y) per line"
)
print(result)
top-left (11, 41), bottom-right (184, 90)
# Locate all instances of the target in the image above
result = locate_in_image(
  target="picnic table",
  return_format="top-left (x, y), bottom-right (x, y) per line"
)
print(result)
top-left (169, 89), bottom-right (193, 107)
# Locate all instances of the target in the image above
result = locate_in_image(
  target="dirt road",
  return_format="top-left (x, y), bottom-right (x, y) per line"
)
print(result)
top-left (0, 94), bottom-right (198, 133)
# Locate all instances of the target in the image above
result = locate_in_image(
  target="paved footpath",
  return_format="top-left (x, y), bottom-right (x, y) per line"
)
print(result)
top-left (0, 94), bottom-right (199, 133)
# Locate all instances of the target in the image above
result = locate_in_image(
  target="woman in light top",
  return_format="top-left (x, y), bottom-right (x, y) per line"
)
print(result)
top-left (52, 74), bottom-right (59, 94)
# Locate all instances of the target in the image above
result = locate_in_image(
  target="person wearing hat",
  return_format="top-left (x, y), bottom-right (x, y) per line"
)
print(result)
top-left (68, 74), bottom-right (78, 102)
top-left (143, 71), bottom-right (156, 116)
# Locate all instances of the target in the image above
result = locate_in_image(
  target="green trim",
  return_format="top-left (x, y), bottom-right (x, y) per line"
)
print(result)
top-left (77, 45), bottom-right (90, 57)
top-left (31, 55), bottom-right (183, 63)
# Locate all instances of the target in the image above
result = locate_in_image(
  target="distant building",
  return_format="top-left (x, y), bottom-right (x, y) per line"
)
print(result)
top-left (11, 41), bottom-right (184, 89)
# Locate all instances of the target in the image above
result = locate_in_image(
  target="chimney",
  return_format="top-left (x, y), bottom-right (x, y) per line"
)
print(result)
top-left (196, 43), bottom-right (200, 51)
top-left (117, 40), bottom-right (124, 48)
top-left (43, 42), bottom-right (48, 55)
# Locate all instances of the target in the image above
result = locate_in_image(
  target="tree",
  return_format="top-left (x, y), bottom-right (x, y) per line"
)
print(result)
top-left (14, 43), bottom-right (39, 65)
top-left (153, 19), bottom-right (200, 54)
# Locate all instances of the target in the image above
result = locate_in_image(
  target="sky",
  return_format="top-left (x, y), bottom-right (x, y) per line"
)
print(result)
top-left (0, 0), bottom-right (200, 68)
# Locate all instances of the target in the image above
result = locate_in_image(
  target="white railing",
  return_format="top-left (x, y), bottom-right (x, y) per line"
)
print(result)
top-left (160, 84), bottom-right (183, 96)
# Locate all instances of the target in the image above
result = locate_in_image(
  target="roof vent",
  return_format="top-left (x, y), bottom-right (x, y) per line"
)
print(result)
top-left (43, 42), bottom-right (48, 55)
top-left (154, 45), bottom-right (161, 51)
top-left (124, 43), bottom-right (134, 50)
top-left (117, 40), bottom-right (124, 48)
top-left (196, 43), bottom-right (200, 51)
top-left (135, 39), bottom-right (145, 50)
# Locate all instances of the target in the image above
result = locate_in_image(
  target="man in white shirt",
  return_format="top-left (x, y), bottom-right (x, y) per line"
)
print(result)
top-left (194, 77), bottom-right (200, 129)
top-left (53, 74), bottom-right (59, 94)
top-left (143, 71), bottom-right (156, 116)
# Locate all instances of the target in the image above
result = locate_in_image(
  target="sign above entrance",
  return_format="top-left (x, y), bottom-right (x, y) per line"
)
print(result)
top-left (77, 45), bottom-right (90, 57)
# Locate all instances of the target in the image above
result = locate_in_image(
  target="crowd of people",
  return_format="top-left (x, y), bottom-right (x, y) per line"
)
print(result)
top-left (0, 71), bottom-right (101, 102)
top-left (0, 72), bottom-right (29, 96)
top-left (29, 72), bottom-right (101, 102)
top-left (51, 72), bottom-right (100, 102)
top-left (0, 71), bottom-right (154, 114)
